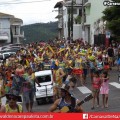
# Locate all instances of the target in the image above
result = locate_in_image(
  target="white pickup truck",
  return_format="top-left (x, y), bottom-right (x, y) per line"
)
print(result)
top-left (35, 70), bottom-right (54, 105)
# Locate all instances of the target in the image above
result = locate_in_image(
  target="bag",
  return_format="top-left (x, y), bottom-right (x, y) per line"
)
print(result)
top-left (117, 58), bottom-right (120, 65)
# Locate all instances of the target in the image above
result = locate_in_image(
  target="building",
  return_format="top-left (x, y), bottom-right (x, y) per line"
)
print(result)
top-left (54, 0), bottom-right (107, 44)
top-left (84, 0), bottom-right (106, 44)
top-left (64, 0), bottom-right (83, 41)
top-left (54, 1), bottom-right (64, 40)
top-left (54, 0), bottom-right (83, 41)
top-left (0, 12), bottom-right (24, 44)
top-left (10, 17), bottom-right (24, 43)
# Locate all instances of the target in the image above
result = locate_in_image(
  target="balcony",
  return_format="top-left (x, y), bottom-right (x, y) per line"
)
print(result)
top-left (76, 0), bottom-right (82, 4)
top-left (65, 2), bottom-right (82, 7)
top-left (13, 31), bottom-right (24, 38)
top-left (0, 32), bottom-right (9, 40)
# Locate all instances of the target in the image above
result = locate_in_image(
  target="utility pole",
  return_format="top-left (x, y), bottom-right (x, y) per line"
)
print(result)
top-left (71, 0), bottom-right (74, 42)
top-left (68, 9), bottom-right (71, 39)
top-left (62, 7), bottom-right (64, 40)
top-left (81, 0), bottom-right (85, 42)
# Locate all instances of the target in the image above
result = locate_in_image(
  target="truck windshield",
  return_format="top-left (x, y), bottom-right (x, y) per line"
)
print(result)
top-left (37, 75), bottom-right (51, 83)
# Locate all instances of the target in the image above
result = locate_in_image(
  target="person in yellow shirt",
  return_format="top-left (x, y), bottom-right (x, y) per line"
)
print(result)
top-left (22, 67), bottom-right (41, 112)
top-left (73, 54), bottom-right (84, 86)
top-left (53, 64), bottom-right (65, 101)
top-left (5, 93), bottom-right (23, 113)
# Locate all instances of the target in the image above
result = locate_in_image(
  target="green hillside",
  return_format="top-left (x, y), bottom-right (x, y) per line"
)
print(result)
top-left (21, 22), bottom-right (58, 43)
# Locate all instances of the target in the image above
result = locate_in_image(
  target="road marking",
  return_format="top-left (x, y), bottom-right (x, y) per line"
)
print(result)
top-left (77, 86), bottom-right (92, 94)
top-left (109, 82), bottom-right (120, 89)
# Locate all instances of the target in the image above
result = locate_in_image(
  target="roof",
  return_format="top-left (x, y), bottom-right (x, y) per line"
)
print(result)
top-left (10, 17), bottom-right (23, 24)
top-left (54, 1), bottom-right (63, 8)
top-left (35, 70), bottom-right (52, 77)
top-left (0, 12), bottom-right (14, 18)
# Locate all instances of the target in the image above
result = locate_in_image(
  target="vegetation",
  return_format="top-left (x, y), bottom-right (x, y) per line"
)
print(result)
top-left (21, 22), bottom-right (58, 43)
top-left (75, 15), bottom-right (81, 24)
top-left (102, 0), bottom-right (120, 40)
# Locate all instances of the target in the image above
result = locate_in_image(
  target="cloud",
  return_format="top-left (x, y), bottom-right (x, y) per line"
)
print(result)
top-left (0, 0), bottom-right (60, 25)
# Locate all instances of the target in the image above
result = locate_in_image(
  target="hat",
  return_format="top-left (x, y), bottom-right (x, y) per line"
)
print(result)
top-left (60, 84), bottom-right (70, 93)
top-left (6, 93), bottom-right (22, 102)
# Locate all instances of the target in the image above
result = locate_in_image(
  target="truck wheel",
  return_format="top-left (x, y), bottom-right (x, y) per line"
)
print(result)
top-left (50, 97), bottom-right (54, 103)
top-left (37, 100), bottom-right (40, 105)
top-left (46, 98), bottom-right (50, 103)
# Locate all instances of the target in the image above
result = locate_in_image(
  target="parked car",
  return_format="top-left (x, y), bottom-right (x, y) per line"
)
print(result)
top-left (35, 70), bottom-right (53, 105)
top-left (0, 52), bottom-right (16, 60)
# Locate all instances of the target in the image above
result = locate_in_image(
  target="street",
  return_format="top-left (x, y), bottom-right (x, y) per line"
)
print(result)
top-left (21, 66), bottom-right (120, 112)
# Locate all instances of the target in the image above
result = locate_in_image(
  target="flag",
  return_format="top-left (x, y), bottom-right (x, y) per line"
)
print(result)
top-left (48, 45), bottom-right (55, 54)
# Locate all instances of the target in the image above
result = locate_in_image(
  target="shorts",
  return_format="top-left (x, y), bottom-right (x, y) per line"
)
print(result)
top-left (92, 88), bottom-right (100, 96)
top-left (98, 69), bottom-right (103, 74)
top-left (90, 68), bottom-right (95, 74)
top-left (23, 90), bottom-right (35, 104)
top-left (72, 69), bottom-right (83, 75)
top-left (83, 69), bottom-right (87, 76)
top-left (117, 58), bottom-right (120, 65)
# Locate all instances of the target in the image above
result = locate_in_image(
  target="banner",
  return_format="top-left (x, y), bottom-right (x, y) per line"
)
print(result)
top-left (0, 113), bottom-right (120, 120)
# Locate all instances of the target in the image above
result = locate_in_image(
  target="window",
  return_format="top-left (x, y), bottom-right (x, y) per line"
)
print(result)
top-left (67, 8), bottom-right (77, 14)
top-left (4, 54), bottom-right (10, 59)
top-left (37, 75), bottom-right (51, 83)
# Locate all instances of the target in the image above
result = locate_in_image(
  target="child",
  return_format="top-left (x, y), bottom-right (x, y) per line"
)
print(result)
top-left (91, 71), bottom-right (101, 109)
top-left (100, 71), bottom-right (109, 108)
top-left (96, 58), bottom-right (103, 74)
top-left (103, 58), bottom-right (110, 72)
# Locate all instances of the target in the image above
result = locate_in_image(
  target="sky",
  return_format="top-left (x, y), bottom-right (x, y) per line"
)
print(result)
top-left (0, 0), bottom-right (61, 25)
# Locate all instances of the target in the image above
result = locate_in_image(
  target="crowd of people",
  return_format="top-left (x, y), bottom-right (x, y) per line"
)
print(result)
top-left (0, 39), bottom-right (120, 113)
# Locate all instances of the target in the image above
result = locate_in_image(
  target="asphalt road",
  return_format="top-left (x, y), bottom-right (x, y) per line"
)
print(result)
top-left (20, 66), bottom-right (120, 112)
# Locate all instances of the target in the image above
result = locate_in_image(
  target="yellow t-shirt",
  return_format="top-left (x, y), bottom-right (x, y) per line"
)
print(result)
top-left (5, 104), bottom-right (22, 113)
top-left (75, 58), bottom-right (83, 69)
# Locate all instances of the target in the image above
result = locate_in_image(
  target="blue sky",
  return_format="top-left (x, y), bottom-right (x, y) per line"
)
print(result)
top-left (0, 0), bottom-right (61, 25)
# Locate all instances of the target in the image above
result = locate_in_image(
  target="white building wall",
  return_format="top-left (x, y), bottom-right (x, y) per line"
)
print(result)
top-left (0, 18), bottom-right (11, 43)
top-left (63, 5), bottom-right (82, 40)
top-left (85, 0), bottom-right (106, 44)
top-left (73, 24), bottom-right (82, 40)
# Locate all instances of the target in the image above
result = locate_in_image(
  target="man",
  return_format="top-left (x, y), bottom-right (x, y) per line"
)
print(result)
top-left (49, 84), bottom-right (83, 113)
top-left (5, 93), bottom-right (23, 113)
top-left (10, 64), bottom-right (25, 95)
top-left (22, 67), bottom-right (41, 112)
top-left (107, 45), bottom-right (114, 67)
top-left (52, 64), bottom-right (65, 101)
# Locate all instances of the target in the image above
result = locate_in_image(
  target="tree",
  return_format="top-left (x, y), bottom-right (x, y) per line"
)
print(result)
top-left (102, 0), bottom-right (120, 39)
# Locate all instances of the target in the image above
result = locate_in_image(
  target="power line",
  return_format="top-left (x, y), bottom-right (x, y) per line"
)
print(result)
top-left (0, 0), bottom-right (51, 5)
